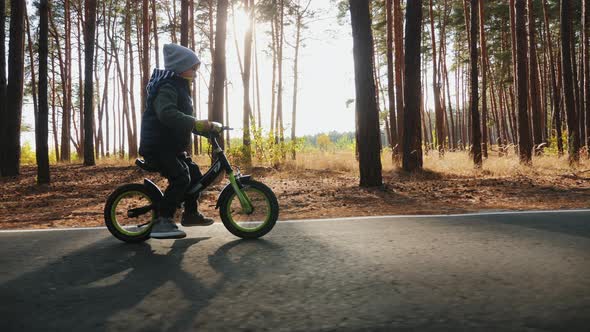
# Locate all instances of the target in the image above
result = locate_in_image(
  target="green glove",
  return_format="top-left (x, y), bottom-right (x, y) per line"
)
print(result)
top-left (194, 120), bottom-right (223, 133)
top-left (194, 120), bottom-right (209, 132)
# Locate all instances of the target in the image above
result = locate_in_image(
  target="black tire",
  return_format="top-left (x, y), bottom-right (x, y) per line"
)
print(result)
top-left (219, 179), bottom-right (279, 239)
top-left (104, 183), bottom-right (156, 243)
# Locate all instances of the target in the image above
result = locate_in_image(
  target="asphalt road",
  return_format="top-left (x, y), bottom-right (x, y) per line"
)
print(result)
top-left (1, 211), bottom-right (589, 332)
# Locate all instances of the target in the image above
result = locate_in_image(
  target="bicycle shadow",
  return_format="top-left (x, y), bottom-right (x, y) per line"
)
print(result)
top-left (0, 235), bottom-right (285, 332)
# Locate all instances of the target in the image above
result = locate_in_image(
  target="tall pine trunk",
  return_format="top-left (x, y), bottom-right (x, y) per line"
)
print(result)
top-left (543, 0), bottom-right (564, 155)
top-left (276, 0), bottom-right (285, 158)
top-left (561, 0), bottom-right (580, 164)
top-left (429, 0), bottom-right (445, 155)
top-left (393, 0), bottom-right (404, 157)
top-left (386, 0), bottom-right (398, 160)
top-left (60, 0), bottom-right (72, 161)
top-left (470, 0), bottom-right (482, 167)
top-left (349, 0), bottom-right (382, 186)
top-left (2, 0), bottom-right (26, 176)
top-left (528, 0), bottom-right (544, 154)
top-left (152, 0), bottom-right (160, 67)
top-left (37, 0), bottom-right (50, 183)
top-left (83, 0), bottom-right (97, 165)
top-left (211, 0), bottom-right (228, 148)
top-left (515, 0), bottom-right (533, 163)
top-left (402, 0), bottom-right (423, 172)
top-left (242, 0), bottom-right (254, 165)
top-left (584, 0), bottom-right (590, 151)
top-left (180, 0), bottom-right (188, 46)
top-left (142, 0), bottom-right (150, 115)
top-left (0, 0), bottom-right (6, 176)
top-left (479, 0), bottom-right (488, 158)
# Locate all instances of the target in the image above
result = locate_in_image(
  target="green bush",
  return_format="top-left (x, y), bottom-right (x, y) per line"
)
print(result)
top-left (20, 142), bottom-right (36, 165)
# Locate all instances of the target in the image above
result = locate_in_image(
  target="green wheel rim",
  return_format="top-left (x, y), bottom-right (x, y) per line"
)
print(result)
top-left (111, 191), bottom-right (154, 236)
top-left (226, 187), bottom-right (272, 233)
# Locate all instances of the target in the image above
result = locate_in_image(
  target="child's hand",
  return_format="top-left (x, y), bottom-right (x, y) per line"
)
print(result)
top-left (194, 120), bottom-right (223, 133)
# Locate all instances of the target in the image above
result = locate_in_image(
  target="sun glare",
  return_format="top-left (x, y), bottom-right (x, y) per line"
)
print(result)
top-left (232, 7), bottom-right (253, 34)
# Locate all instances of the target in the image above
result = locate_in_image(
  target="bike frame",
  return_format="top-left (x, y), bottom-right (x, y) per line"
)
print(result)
top-left (186, 132), bottom-right (253, 213)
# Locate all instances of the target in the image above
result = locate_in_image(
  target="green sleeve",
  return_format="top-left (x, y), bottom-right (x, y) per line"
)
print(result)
top-left (153, 83), bottom-right (195, 133)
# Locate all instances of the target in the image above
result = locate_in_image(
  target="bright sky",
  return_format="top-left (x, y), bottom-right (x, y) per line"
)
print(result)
top-left (221, 0), bottom-right (356, 138)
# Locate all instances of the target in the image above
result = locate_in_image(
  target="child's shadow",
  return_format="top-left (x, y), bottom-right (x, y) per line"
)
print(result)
top-left (1, 236), bottom-right (284, 332)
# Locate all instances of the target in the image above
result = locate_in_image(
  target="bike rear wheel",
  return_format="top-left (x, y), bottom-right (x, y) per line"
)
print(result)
top-left (104, 183), bottom-right (156, 243)
top-left (219, 179), bottom-right (279, 239)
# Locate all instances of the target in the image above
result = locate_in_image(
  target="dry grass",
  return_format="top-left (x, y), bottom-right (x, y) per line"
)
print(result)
top-left (82, 149), bottom-right (590, 180)
top-left (281, 149), bottom-right (590, 179)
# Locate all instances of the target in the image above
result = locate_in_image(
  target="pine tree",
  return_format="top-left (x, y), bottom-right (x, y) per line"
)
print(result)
top-left (350, 0), bottom-right (383, 186)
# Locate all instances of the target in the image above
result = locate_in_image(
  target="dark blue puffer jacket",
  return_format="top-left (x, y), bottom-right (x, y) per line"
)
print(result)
top-left (139, 69), bottom-right (195, 156)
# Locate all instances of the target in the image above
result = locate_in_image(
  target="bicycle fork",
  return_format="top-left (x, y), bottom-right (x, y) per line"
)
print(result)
top-left (228, 172), bottom-right (254, 214)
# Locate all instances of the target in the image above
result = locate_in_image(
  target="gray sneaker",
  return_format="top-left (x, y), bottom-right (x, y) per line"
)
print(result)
top-left (181, 212), bottom-right (214, 227)
top-left (150, 217), bottom-right (187, 239)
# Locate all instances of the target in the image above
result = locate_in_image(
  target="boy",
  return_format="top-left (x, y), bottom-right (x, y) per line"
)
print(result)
top-left (139, 43), bottom-right (222, 239)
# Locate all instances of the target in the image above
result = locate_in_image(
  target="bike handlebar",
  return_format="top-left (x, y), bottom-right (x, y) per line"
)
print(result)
top-left (192, 126), bottom-right (233, 138)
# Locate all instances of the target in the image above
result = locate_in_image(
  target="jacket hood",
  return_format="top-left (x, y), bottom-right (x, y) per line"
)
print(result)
top-left (145, 68), bottom-right (178, 96)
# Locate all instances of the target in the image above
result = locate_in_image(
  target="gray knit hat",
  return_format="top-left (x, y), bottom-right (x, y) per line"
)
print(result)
top-left (163, 43), bottom-right (201, 74)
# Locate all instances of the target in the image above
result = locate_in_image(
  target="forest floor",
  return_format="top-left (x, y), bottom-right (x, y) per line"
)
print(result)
top-left (1, 150), bottom-right (590, 229)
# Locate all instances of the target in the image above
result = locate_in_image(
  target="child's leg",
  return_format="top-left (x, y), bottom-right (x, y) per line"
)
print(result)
top-left (181, 156), bottom-right (202, 214)
top-left (157, 154), bottom-right (192, 218)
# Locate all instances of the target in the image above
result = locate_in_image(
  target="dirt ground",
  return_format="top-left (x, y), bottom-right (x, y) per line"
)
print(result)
top-left (1, 162), bottom-right (590, 230)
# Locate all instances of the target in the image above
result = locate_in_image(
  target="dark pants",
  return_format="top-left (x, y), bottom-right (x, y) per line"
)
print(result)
top-left (145, 152), bottom-right (202, 218)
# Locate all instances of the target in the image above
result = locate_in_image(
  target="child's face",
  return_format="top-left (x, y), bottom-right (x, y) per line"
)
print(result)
top-left (180, 63), bottom-right (200, 79)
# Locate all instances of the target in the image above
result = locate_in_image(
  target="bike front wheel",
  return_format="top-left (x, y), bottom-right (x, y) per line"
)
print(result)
top-left (104, 183), bottom-right (156, 243)
top-left (219, 179), bottom-right (279, 239)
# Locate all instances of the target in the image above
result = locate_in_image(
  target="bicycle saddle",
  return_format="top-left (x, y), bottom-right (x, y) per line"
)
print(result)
top-left (135, 159), bottom-right (159, 172)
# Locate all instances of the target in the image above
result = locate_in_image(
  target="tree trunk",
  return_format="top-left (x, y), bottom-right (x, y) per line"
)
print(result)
top-left (225, 83), bottom-right (230, 148)
top-left (171, 0), bottom-right (178, 43)
top-left (2, 0), bottom-right (26, 176)
top-left (479, 0), bottom-right (488, 158)
top-left (51, 50), bottom-right (60, 161)
top-left (291, 0), bottom-right (309, 161)
top-left (191, 0), bottom-right (197, 154)
top-left (211, 0), bottom-right (228, 148)
top-left (0, 0), bottom-right (6, 176)
top-left (515, 0), bottom-right (533, 163)
top-left (584, 0), bottom-right (590, 151)
top-left (349, 0), bottom-right (383, 186)
top-left (58, 0), bottom-right (72, 161)
top-left (470, 0), bottom-right (482, 167)
top-left (561, 0), bottom-right (580, 164)
top-left (241, 0), bottom-right (254, 165)
top-left (125, 3), bottom-right (138, 158)
top-left (76, 4), bottom-right (84, 158)
top-left (142, 0), bottom-right (150, 115)
top-left (207, 0), bottom-right (215, 127)
top-left (37, 0), bottom-right (50, 183)
top-left (386, 0), bottom-right (398, 160)
top-left (25, 12), bottom-right (38, 130)
top-left (180, 0), bottom-right (188, 46)
top-left (152, 0), bottom-right (160, 67)
top-left (277, 0), bottom-right (285, 155)
top-left (527, 0), bottom-right (544, 154)
top-left (402, 0), bottom-right (423, 172)
top-left (254, 24), bottom-right (262, 129)
top-left (270, 14), bottom-right (277, 135)
top-left (543, 0), bottom-right (564, 155)
top-left (393, 0), bottom-right (404, 157)
top-left (429, 0), bottom-right (445, 156)
top-left (83, 0), bottom-right (97, 165)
